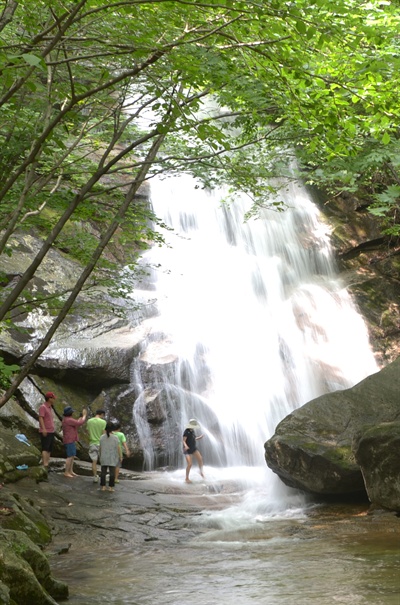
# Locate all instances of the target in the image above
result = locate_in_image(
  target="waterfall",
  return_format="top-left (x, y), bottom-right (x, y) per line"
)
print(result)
top-left (131, 174), bottom-right (377, 477)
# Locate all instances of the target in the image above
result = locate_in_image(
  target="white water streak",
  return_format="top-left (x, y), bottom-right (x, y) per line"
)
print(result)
top-left (135, 174), bottom-right (377, 469)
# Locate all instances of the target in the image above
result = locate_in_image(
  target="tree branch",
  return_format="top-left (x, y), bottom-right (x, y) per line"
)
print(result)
top-left (0, 0), bottom-right (18, 34)
top-left (0, 130), bottom-right (167, 408)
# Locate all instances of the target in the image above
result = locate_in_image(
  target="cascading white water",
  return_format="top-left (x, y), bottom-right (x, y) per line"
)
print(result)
top-left (132, 173), bottom-right (378, 479)
top-left (54, 179), bottom-right (394, 605)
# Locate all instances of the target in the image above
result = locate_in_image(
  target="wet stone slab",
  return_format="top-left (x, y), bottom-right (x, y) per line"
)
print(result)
top-left (4, 461), bottom-right (221, 553)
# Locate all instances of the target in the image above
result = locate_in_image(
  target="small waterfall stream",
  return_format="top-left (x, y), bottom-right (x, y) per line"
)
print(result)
top-left (132, 173), bottom-right (377, 489)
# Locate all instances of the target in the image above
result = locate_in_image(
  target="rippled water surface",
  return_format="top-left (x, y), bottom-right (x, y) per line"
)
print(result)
top-left (52, 487), bottom-right (400, 605)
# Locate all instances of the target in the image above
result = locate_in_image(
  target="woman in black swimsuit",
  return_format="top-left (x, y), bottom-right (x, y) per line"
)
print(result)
top-left (182, 419), bottom-right (205, 483)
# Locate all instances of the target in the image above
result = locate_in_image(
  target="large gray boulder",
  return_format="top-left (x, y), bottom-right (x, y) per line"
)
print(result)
top-left (33, 323), bottom-right (150, 388)
top-left (353, 421), bottom-right (400, 512)
top-left (264, 357), bottom-right (400, 499)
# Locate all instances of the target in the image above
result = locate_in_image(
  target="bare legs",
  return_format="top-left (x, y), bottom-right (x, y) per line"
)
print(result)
top-left (89, 445), bottom-right (100, 481)
top-left (184, 453), bottom-right (192, 482)
top-left (64, 456), bottom-right (74, 477)
top-left (194, 450), bottom-right (205, 479)
top-left (64, 456), bottom-right (78, 478)
top-left (41, 450), bottom-right (50, 468)
top-left (185, 450), bottom-right (204, 483)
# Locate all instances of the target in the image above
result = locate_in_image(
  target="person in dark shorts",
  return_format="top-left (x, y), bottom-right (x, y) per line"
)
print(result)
top-left (182, 418), bottom-right (205, 483)
top-left (38, 392), bottom-right (57, 470)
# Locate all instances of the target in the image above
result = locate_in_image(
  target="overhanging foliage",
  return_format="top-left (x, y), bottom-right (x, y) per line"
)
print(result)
top-left (0, 0), bottom-right (399, 403)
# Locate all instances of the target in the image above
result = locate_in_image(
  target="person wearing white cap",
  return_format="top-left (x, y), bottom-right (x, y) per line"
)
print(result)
top-left (182, 419), bottom-right (205, 483)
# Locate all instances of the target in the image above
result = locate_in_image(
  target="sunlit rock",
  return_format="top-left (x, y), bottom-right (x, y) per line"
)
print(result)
top-left (138, 338), bottom-right (180, 386)
top-left (33, 324), bottom-right (151, 387)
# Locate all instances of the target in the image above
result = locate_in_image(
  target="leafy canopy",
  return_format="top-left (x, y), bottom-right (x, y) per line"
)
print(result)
top-left (0, 0), bottom-right (399, 394)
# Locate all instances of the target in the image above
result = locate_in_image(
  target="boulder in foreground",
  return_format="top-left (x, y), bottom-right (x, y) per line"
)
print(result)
top-left (264, 357), bottom-right (400, 505)
top-left (353, 421), bottom-right (400, 512)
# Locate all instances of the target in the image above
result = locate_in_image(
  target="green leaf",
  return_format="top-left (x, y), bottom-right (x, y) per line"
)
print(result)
top-left (295, 20), bottom-right (307, 35)
top-left (21, 53), bottom-right (43, 67)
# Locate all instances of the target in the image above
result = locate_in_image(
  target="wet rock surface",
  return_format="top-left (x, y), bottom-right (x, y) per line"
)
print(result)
top-left (6, 461), bottom-right (227, 553)
top-left (6, 461), bottom-right (400, 551)
top-left (0, 459), bottom-right (226, 604)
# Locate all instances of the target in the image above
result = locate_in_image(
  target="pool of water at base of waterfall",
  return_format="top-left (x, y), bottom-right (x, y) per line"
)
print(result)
top-left (51, 515), bottom-right (400, 605)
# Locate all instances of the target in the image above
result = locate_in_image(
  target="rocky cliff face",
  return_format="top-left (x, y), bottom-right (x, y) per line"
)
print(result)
top-left (0, 230), bottom-right (196, 468)
top-left (311, 187), bottom-right (400, 365)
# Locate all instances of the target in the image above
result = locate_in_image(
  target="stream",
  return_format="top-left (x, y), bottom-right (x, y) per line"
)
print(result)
top-left (48, 468), bottom-right (400, 605)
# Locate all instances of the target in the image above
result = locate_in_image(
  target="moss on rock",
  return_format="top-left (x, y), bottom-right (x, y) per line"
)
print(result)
top-left (0, 529), bottom-right (68, 605)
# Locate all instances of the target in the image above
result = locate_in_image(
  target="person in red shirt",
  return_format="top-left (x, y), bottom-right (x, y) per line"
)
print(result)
top-left (38, 392), bottom-right (57, 470)
top-left (62, 406), bottom-right (87, 478)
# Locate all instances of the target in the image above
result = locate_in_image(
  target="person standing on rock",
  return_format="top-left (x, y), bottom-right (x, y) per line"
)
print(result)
top-left (86, 409), bottom-right (107, 483)
top-left (38, 391), bottom-right (57, 471)
top-left (62, 406), bottom-right (87, 478)
top-left (183, 419), bottom-right (205, 483)
top-left (113, 421), bottom-right (130, 483)
top-left (99, 422), bottom-right (122, 492)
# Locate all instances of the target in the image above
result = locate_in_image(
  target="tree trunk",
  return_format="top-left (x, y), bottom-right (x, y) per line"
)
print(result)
top-left (0, 0), bottom-right (18, 34)
top-left (0, 132), bottom-right (165, 408)
top-left (0, 127), bottom-right (160, 320)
